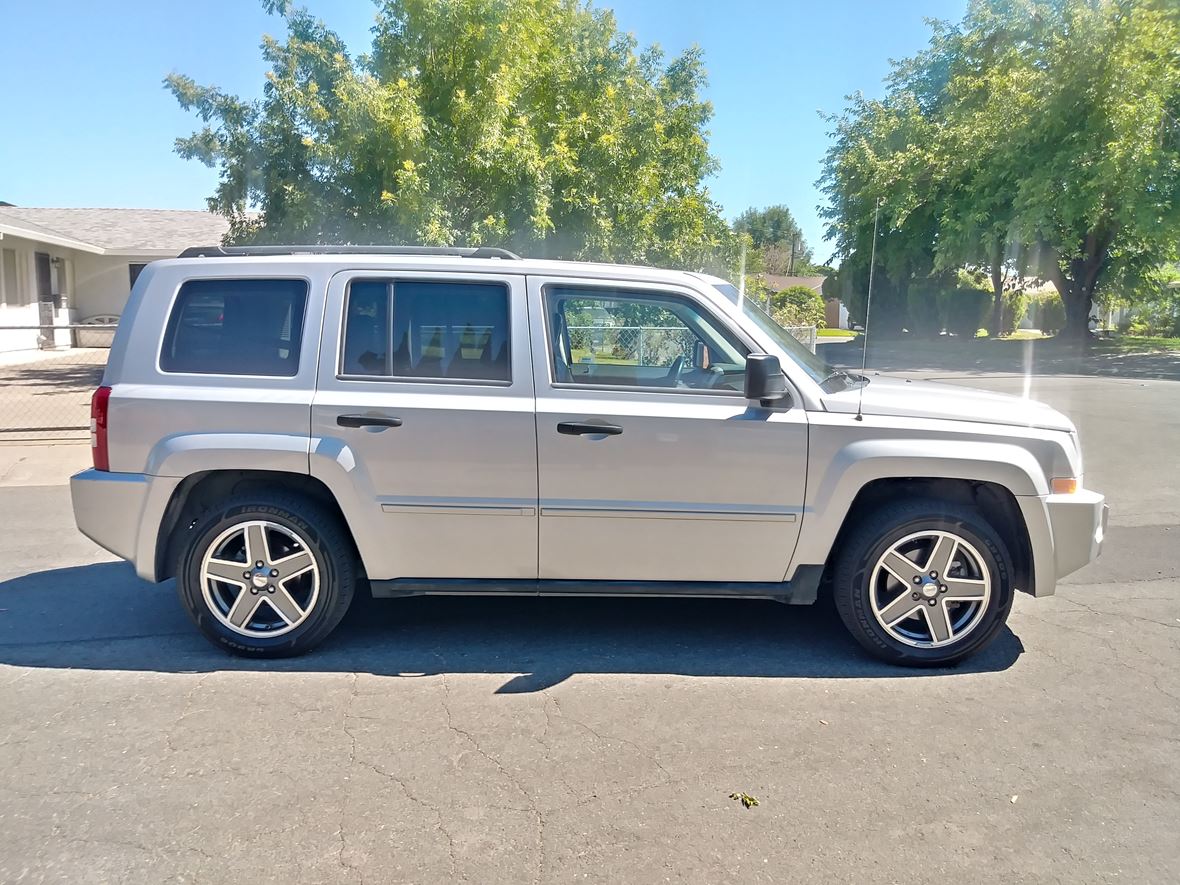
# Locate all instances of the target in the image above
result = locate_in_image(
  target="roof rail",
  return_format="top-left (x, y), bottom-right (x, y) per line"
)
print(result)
top-left (176, 244), bottom-right (521, 260)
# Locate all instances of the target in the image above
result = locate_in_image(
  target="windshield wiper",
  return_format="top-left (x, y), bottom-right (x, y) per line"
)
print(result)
top-left (821, 370), bottom-right (868, 392)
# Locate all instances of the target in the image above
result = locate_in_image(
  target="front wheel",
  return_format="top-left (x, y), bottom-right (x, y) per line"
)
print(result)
top-left (832, 499), bottom-right (1014, 667)
top-left (176, 494), bottom-right (356, 657)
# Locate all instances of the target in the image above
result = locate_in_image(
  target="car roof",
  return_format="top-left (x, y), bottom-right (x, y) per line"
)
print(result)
top-left (151, 252), bottom-right (716, 288)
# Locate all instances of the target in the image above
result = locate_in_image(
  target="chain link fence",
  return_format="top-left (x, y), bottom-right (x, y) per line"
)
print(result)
top-left (569, 323), bottom-right (818, 363)
top-left (0, 326), bottom-right (112, 442)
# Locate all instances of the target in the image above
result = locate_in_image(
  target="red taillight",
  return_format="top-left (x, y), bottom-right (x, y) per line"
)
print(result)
top-left (91, 386), bottom-right (111, 471)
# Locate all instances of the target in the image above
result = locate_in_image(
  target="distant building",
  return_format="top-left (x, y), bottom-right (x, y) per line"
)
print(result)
top-left (0, 206), bottom-right (228, 352)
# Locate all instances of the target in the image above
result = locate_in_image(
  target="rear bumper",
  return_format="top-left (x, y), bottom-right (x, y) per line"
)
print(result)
top-left (1016, 489), bottom-right (1107, 597)
top-left (70, 469), bottom-right (180, 582)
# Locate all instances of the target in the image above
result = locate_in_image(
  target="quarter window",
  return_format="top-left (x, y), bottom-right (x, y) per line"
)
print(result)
top-left (160, 278), bottom-right (307, 376)
top-left (546, 287), bottom-right (748, 392)
top-left (341, 279), bottom-right (511, 382)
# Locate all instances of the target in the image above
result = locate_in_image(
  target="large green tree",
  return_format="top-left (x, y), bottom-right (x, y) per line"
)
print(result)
top-left (820, 0), bottom-right (1180, 339)
top-left (167, 0), bottom-right (736, 268)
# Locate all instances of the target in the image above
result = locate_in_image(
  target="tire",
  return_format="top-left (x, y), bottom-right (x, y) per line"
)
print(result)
top-left (832, 498), bottom-right (1014, 667)
top-left (176, 493), bottom-right (356, 657)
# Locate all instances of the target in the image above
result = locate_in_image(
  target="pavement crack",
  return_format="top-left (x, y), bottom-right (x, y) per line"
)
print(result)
top-left (165, 673), bottom-right (210, 755)
top-left (438, 667), bottom-right (542, 884)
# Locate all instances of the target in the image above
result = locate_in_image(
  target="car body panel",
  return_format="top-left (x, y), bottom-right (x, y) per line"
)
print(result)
top-left (310, 269), bottom-right (538, 580)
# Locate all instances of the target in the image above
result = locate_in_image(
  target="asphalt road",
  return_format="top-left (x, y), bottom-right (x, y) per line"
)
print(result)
top-left (1, 367), bottom-right (1177, 884)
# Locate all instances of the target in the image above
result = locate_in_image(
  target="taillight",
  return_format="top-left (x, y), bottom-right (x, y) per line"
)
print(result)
top-left (91, 386), bottom-right (111, 471)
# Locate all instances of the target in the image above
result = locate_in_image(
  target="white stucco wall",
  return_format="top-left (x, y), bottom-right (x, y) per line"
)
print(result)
top-left (0, 233), bottom-right (154, 352)
top-left (71, 252), bottom-right (156, 318)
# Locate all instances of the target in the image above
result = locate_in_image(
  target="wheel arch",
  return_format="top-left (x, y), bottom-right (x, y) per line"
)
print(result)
top-left (154, 469), bottom-right (357, 583)
top-left (791, 438), bottom-right (1044, 596)
top-left (818, 477), bottom-right (1033, 596)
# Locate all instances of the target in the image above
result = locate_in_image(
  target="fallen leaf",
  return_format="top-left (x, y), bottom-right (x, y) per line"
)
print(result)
top-left (730, 792), bottom-right (760, 809)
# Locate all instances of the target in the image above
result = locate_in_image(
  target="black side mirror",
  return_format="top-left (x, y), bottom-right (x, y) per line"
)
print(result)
top-left (744, 353), bottom-right (790, 407)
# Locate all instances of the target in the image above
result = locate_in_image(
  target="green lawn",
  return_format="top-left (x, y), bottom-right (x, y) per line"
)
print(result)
top-left (1089, 335), bottom-right (1180, 353)
top-left (817, 328), bottom-right (858, 337)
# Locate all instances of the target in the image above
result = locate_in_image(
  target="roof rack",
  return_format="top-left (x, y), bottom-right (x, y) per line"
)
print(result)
top-left (176, 244), bottom-right (521, 260)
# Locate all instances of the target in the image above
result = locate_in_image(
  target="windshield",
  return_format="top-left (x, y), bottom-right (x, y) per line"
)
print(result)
top-left (712, 282), bottom-right (835, 384)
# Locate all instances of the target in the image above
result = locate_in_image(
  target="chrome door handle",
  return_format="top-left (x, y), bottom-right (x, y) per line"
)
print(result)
top-left (337, 415), bottom-right (403, 428)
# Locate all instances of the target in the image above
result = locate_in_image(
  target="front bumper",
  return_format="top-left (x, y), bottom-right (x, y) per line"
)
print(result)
top-left (1016, 489), bottom-right (1107, 597)
top-left (70, 469), bottom-right (180, 582)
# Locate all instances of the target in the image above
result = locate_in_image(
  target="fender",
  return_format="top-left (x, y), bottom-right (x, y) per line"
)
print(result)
top-left (789, 437), bottom-right (1049, 577)
top-left (133, 432), bottom-right (312, 581)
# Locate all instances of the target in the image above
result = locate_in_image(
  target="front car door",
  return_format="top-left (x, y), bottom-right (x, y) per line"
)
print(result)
top-left (311, 269), bottom-right (537, 580)
top-left (528, 275), bottom-right (809, 583)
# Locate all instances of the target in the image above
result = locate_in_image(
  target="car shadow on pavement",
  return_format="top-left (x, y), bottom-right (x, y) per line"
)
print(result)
top-left (0, 562), bottom-right (1024, 689)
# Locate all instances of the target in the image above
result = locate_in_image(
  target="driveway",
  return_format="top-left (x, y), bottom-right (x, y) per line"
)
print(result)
top-left (0, 367), bottom-right (1177, 883)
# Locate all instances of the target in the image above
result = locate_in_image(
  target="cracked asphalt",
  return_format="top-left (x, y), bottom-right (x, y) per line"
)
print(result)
top-left (0, 369), bottom-right (1177, 884)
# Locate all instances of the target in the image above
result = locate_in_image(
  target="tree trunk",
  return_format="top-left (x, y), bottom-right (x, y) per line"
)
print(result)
top-left (989, 247), bottom-right (1004, 337)
top-left (1039, 232), bottom-right (1112, 340)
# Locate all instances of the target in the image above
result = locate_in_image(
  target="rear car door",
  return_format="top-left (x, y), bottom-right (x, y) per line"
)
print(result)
top-left (528, 276), bottom-right (809, 583)
top-left (311, 270), bottom-right (537, 580)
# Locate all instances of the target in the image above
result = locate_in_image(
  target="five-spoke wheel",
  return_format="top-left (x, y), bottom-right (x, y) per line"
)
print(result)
top-left (177, 495), bottom-right (355, 657)
top-left (200, 520), bottom-right (320, 637)
top-left (833, 499), bottom-right (1013, 666)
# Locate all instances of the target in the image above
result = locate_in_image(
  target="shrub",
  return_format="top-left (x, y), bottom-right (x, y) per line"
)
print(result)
top-left (941, 287), bottom-right (991, 338)
top-left (905, 284), bottom-right (943, 337)
top-left (1030, 292), bottom-right (1066, 334)
top-left (1001, 288), bottom-right (1030, 335)
top-left (770, 284), bottom-right (825, 327)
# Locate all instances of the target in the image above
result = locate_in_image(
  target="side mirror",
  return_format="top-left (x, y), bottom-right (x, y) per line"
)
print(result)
top-left (744, 353), bottom-right (790, 407)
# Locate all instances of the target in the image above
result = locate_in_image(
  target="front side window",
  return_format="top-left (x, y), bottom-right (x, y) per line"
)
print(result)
top-left (160, 278), bottom-right (307, 376)
top-left (341, 279), bottom-right (511, 382)
top-left (546, 287), bottom-right (748, 392)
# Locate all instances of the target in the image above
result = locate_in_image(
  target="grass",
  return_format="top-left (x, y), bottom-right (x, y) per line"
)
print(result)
top-left (817, 328), bottom-right (858, 337)
top-left (1089, 335), bottom-right (1180, 353)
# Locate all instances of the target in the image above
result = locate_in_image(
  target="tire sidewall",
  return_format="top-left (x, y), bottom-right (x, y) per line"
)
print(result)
top-left (177, 499), bottom-right (351, 656)
top-left (837, 506), bottom-right (1014, 665)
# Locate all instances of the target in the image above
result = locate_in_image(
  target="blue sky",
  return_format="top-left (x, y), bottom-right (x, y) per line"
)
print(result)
top-left (0, 0), bottom-right (965, 258)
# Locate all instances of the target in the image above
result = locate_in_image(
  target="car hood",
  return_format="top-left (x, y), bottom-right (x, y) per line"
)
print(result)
top-left (822, 376), bottom-right (1075, 432)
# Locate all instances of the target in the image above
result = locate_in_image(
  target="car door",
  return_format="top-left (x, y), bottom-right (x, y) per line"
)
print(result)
top-left (311, 270), bottom-right (537, 580)
top-left (528, 276), bottom-right (809, 583)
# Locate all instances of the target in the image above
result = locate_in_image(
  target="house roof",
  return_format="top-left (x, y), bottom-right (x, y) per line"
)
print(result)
top-left (761, 274), bottom-right (827, 293)
top-left (0, 207), bottom-right (229, 256)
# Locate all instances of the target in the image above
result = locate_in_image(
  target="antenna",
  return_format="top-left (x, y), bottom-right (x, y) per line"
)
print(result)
top-left (855, 197), bottom-right (881, 422)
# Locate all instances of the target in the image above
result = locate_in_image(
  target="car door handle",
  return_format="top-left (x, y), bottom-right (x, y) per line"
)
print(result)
top-left (557, 421), bottom-right (623, 436)
top-left (337, 414), bottom-right (403, 428)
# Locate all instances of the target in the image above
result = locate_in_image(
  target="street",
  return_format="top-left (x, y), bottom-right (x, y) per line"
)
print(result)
top-left (1, 366), bottom-right (1177, 883)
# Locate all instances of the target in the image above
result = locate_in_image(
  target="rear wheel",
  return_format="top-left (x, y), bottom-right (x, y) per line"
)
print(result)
top-left (832, 498), bottom-right (1014, 666)
top-left (176, 494), bottom-right (355, 657)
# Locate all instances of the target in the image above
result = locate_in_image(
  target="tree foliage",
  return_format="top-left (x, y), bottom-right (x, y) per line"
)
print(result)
top-left (770, 284), bottom-right (825, 328)
top-left (167, 0), bottom-right (736, 268)
top-left (732, 204), bottom-right (815, 275)
top-left (820, 0), bottom-right (1180, 339)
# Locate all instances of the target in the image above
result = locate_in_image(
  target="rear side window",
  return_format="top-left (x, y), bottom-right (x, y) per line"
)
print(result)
top-left (160, 279), bottom-right (308, 376)
top-left (341, 279), bottom-right (510, 382)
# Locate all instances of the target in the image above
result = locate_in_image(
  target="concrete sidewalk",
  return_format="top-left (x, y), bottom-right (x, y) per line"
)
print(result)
top-left (0, 443), bottom-right (91, 487)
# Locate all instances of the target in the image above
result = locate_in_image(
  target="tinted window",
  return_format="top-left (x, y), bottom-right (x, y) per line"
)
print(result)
top-left (161, 279), bottom-right (307, 376)
top-left (341, 279), bottom-right (510, 382)
top-left (546, 287), bottom-right (748, 392)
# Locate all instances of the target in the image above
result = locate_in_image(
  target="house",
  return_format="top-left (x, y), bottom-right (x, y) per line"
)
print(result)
top-left (759, 273), bottom-right (847, 329)
top-left (0, 206), bottom-right (228, 352)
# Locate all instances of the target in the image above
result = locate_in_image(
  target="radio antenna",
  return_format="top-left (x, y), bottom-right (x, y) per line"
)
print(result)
top-left (855, 196), bottom-right (881, 422)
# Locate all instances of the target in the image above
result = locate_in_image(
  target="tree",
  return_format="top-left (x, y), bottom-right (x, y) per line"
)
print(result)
top-left (167, 0), bottom-right (736, 269)
top-left (820, 0), bottom-right (1180, 339)
top-left (733, 205), bottom-right (813, 274)
top-left (771, 284), bottom-right (825, 328)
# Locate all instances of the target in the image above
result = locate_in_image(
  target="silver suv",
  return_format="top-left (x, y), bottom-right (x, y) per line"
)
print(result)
top-left (70, 245), bottom-right (1107, 665)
